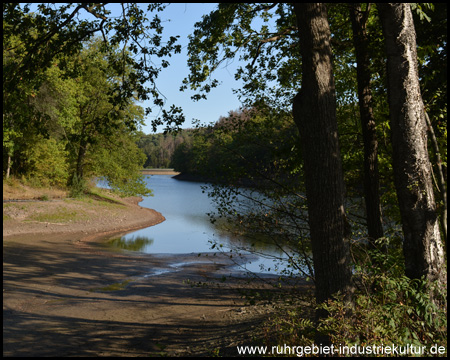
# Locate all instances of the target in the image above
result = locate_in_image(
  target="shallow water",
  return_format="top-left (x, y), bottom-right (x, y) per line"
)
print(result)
top-left (101, 175), bottom-right (293, 275)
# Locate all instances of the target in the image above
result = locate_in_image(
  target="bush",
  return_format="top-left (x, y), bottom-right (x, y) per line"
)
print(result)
top-left (69, 174), bottom-right (88, 198)
top-left (262, 247), bottom-right (447, 357)
top-left (25, 137), bottom-right (69, 187)
top-left (317, 274), bottom-right (447, 355)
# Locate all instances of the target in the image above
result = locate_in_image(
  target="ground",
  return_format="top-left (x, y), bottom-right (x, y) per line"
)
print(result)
top-left (3, 186), bottom-right (308, 356)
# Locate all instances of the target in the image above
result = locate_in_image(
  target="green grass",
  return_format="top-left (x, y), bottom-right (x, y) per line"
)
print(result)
top-left (28, 207), bottom-right (87, 223)
top-left (86, 187), bottom-right (127, 206)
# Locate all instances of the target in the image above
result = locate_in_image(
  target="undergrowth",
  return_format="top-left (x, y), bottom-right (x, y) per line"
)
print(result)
top-left (261, 241), bottom-right (447, 357)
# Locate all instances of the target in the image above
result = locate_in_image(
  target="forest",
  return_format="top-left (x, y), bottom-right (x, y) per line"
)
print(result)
top-left (3, 3), bottom-right (447, 353)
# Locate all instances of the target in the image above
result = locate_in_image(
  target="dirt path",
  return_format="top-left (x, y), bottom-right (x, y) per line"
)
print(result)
top-left (3, 193), bottom-right (288, 356)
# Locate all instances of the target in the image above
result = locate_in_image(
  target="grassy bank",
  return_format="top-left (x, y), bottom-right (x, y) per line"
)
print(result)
top-left (3, 176), bottom-right (125, 203)
top-left (2, 177), bottom-right (141, 235)
top-left (3, 177), bottom-right (68, 201)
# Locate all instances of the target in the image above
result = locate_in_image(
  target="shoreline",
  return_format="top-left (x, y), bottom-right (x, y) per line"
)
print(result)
top-left (3, 190), bottom-right (287, 356)
top-left (3, 192), bottom-right (165, 239)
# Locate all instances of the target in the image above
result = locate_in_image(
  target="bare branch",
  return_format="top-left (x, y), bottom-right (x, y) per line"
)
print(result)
top-left (80, 3), bottom-right (109, 20)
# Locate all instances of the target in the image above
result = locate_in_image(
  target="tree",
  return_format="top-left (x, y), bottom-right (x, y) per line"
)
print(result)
top-left (181, 4), bottom-right (360, 327)
top-left (53, 38), bottom-right (150, 196)
top-left (349, 4), bottom-right (384, 250)
top-left (292, 3), bottom-right (354, 320)
top-left (3, 25), bottom-right (151, 196)
top-left (378, 4), bottom-right (446, 289)
top-left (3, 3), bottom-right (181, 113)
top-left (413, 2), bottom-right (447, 244)
top-left (3, 3), bottom-right (182, 179)
top-left (182, 3), bottom-right (300, 110)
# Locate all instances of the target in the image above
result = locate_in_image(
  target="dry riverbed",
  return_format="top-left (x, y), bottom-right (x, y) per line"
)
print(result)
top-left (3, 187), bottom-right (295, 356)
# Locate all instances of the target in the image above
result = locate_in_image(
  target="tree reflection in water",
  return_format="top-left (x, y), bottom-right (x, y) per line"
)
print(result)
top-left (108, 235), bottom-right (154, 252)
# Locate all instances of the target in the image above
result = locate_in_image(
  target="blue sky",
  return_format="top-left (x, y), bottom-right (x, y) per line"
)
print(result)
top-left (142, 3), bottom-right (244, 133)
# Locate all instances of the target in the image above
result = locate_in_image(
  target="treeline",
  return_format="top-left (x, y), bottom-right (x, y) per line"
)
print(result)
top-left (3, 4), bottom-right (181, 197)
top-left (170, 107), bottom-right (300, 186)
top-left (139, 106), bottom-right (300, 187)
top-left (137, 131), bottom-right (192, 169)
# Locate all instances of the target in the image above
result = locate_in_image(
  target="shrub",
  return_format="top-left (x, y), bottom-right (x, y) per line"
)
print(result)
top-left (25, 137), bottom-right (69, 187)
top-left (262, 247), bottom-right (447, 357)
top-left (69, 174), bottom-right (88, 198)
top-left (317, 274), bottom-right (447, 355)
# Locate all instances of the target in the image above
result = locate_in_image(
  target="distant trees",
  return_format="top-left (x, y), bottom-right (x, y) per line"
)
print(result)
top-left (138, 132), bottom-right (191, 169)
top-left (169, 106), bottom-right (298, 183)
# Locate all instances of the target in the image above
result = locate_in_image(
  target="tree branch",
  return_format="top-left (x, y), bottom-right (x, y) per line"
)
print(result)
top-left (251, 26), bottom-right (297, 67)
top-left (248, 3), bottom-right (278, 14)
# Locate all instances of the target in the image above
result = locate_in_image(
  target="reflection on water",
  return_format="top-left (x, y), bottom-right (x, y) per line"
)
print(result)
top-left (109, 235), bottom-right (154, 252)
top-left (101, 175), bottom-right (296, 274)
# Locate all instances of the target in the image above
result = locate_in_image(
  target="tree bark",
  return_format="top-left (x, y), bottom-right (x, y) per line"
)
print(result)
top-left (350, 4), bottom-right (385, 250)
top-left (378, 3), bottom-right (445, 287)
top-left (6, 153), bottom-right (12, 179)
top-left (292, 3), bottom-right (354, 312)
top-left (76, 141), bottom-right (86, 180)
top-left (424, 111), bottom-right (447, 247)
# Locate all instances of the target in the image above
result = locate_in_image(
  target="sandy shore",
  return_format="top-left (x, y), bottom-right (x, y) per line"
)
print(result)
top-left (3, 194), bottom-right (165, 238)
top-left (3, 193), bottom-right (288, 356)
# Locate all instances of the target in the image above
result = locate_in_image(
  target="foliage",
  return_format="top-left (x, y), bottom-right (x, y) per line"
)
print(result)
top-left (137, 131), bottom-right (193, 169)
top-left (170, 105), bottom-right (316, 277)
top-left (90, 131), bottom-right (152, 198)
top-left (262, 246), bottom-right (447, 356)
top-left (171, 105), bottom-right (301, 182)
top-left (3, 33), bottom-right (151, 196)
top-left (183, 3), bottom-right (300, 110)
top-left (69, 173), bottom-right (88, 198)
top-left (3, 3), bottom-right (181, 121)
top-left (3, 3), bottom-right (182, 196)
top-left (24, 136), bottom-right (69, 188)
top-left (317, 248), bottom-right (447, 351)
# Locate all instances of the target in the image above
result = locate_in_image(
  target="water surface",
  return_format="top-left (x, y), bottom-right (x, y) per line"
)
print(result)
top-left (104, 175), bottom-right (290, 274)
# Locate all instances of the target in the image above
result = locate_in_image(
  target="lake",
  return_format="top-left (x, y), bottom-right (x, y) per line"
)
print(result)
top-left (101, 175), bottom-right (294, 275)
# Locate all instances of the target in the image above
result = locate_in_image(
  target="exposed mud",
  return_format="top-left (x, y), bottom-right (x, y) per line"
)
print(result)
top-left (3, 193), bottom-right (308, 356)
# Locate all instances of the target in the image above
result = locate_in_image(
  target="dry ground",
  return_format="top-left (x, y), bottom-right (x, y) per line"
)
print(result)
top-left (3, 185), bottom-right (306, 356)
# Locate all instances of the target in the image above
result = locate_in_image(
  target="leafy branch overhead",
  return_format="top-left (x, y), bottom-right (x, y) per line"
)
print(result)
top-left (3, 3), bottom-right (181, 117)
top-left (181, 3), bottom-right (300, 108)
top-left (3, 3), bottom-right (185, 196)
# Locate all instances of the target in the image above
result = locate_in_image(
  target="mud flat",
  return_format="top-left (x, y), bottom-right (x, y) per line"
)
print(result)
top-left (3, 192), bottom-right (289, 356)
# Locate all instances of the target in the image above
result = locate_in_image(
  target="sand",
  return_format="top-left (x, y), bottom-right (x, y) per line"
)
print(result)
top-left (3, 193), bottom-right (288, 356)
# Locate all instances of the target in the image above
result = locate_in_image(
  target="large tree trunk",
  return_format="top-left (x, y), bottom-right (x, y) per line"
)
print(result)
top-left (350, 4), bottom-right (385, 250)
top-left (378, 4), bottom-right (445, 287)
top-left (292, 3), bottom-right (353, 313)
